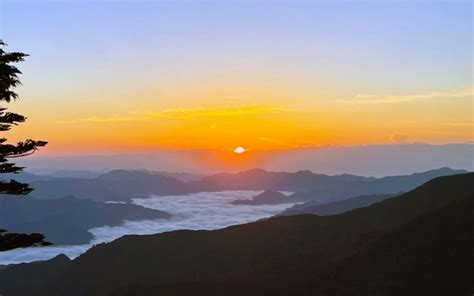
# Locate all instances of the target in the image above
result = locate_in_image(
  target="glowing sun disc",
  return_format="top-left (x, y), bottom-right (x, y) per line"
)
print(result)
top-left (233, 146), bottom-right (246, 154)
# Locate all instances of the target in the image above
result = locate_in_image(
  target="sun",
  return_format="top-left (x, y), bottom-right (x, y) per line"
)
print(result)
top-left (233, 146), bottom-right (246, 154)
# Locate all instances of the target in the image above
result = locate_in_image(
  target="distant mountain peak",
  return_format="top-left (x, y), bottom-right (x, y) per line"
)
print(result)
top-left (232, 190), bottom-right (292, 205)
top-left (242, 168), bottom-right (269, 174)
top-left (294, 170), bottom-right (314, 176)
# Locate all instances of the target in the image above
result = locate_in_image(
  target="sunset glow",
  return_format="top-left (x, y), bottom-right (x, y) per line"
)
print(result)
top-left (233, 147), bottom-right (246, 154)
top-left (0, 1), bottom-right (472, 292)
top-left (1, 1), bottom-right (471, 154)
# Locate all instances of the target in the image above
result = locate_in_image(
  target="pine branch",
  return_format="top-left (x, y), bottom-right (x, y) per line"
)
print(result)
top-left (0, 108), bottom-right (26, 131)
top-left (0, 139), bottom-right (48, 158)
top-left (0, 179), bottom-right (32, 195)
top-left (0, 231), bottom-right (51, 251)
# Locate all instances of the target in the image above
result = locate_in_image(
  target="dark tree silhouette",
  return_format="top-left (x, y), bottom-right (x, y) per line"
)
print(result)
top-left (0, 39), bottom-right (50, 251)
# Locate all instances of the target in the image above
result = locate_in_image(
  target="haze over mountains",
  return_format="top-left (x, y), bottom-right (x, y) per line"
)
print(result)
top-left (1, 173), bottom-right (472, 295)
top-left (18, 143), bottom-right (474, 176)
top-left (187, 167), bottom-right (467, 203)
top-left (25, 170), bottom-right (187, 202)
top-left (0, 166), bottom-right (466, 265)
top-left (13, 167), bottom-right (467, 205)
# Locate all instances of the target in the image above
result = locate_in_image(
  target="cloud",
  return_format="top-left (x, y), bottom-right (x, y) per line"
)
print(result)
top-left (256, 137), bottom-right (301, 148)
top-left (337, 88), bottom-right (472, 104)
top-left (56, 116), bottom-right (152, 124)
top-left (390, 134), bottom-right (409, 144)
top-left (446, 121), bottom-right (474, 127)
top-left (135, 104), bottom-right (289, 119)
top-left (57, 104), bottom-right (289, 124)
top-left (0, 190), bottom-right (297, 265)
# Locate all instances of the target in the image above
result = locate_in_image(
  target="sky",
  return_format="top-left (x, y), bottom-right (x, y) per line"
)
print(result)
top-left (0, 0), bottom-right (472, 154)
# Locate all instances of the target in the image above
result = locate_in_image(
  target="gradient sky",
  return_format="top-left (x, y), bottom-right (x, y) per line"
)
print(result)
top-left (0, 0), bottom-right (472, 154)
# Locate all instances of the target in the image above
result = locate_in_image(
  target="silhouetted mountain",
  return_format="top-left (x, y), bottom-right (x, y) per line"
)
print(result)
top-left (0, 254), bottom-right (70, 292)
top-left (0, 196), bottom-right (170, 244)
top-left (189, 167), bottom-right (467, 203)
top-left (281, 193), bottom-right (396, 216)
top-left (325, 198), bottom-right (473, 295)
top-left (28, 170), bottom-right (187, 202)
top-left (1, 173), bottom-right (471, 295)
top-left (231, 190), bottom-right (293, 205)
top-left (112, 198), bottom-right (474, 296)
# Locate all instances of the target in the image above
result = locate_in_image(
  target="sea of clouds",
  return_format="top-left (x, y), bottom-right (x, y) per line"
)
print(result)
top-left (0, 190), bottom-right (297, 265)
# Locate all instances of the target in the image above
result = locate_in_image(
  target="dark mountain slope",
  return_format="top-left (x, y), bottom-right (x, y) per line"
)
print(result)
top-left (1, 173), bottom-right (472, 296)
top-left (109, 197), bottom-right (474, 296)
top-left (0, 196), bottom-right (170, 244)
top-left (325, 198), bottom-right (474, 296)
top-left (0, 254), bottom-right (70, 294)
top-left (281, 193), bottom-right (396, 216)
top-left (336, 172), bottom-right (473, 233)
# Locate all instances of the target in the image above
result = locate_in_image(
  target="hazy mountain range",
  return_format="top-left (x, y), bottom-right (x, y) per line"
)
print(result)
top-left (26, 170), bottom-right (188, 202)
top-left (187, 167), bottom-right (467, 203)
top-left (1, 173), bottom-right (471, 295)
top-left (13, 167), bottom-right (468, 204)
top-left (0, 167), bottom-right (466, 250)
top-left (18, 143), bottom-right (474, 176)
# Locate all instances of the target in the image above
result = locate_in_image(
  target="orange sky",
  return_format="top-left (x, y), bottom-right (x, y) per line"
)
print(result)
top-left (2, 1), bottom-right (472, 154)
top-left (7, 94), bottom-right (473, 155)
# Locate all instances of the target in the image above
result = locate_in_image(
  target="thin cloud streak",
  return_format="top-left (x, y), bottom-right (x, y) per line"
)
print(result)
top-left (57, 104), bottom-right (290, 124)
top-left (256, 137), bottom-right (301, 148)
top-left (134, 104), bottom-right (290, 119)
top-left (446, 121), bottom-right (474, 127)
top-left (337, 88), bottom-right (472, 104)
top-left (56, 116), bottom-right (153, 124)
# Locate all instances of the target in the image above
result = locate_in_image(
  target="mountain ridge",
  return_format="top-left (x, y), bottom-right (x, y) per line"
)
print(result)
top-left (280, 193), bottom-right (397, 216)
top-left (1, 173), bottom-right (471, 295)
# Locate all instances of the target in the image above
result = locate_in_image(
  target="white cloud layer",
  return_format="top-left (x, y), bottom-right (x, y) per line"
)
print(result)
top-left (0, 191), bottom-right (296, 265)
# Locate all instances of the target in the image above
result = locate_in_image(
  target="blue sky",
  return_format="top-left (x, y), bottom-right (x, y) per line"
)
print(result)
top-left (2, 0), bottom-right (471, 93)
